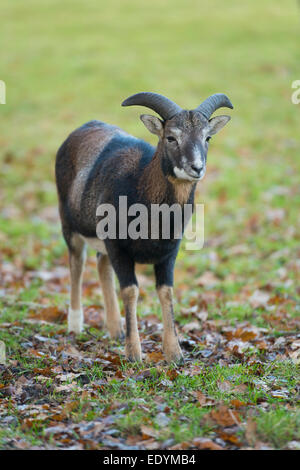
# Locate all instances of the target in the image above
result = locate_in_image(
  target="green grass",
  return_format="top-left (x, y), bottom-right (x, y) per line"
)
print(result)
top-left (0, 0), bottom-right (299, 450)
top-left (255, 408), bottom-right (300, 448)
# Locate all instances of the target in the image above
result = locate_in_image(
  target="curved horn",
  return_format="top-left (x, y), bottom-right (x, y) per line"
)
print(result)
top-left (122, 92), bottom-right (182, 120)
top-left (195, 93), bottom-right (233, 120)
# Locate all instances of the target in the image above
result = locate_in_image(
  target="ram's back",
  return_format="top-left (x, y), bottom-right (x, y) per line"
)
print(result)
top-left (55, 120), bottom-right (155, 238)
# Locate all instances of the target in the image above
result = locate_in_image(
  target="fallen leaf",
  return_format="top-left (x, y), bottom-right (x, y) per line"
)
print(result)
top-left (249, 290), bottom-right (270, 308)
top-left (84, 305), bottom-right (105, 327)
top-left (193, 437), bottom-right (223, 450)
top-left (196, 271), bottom-right (220, 287)
top-left (140, 425), bottom-right (159, 439)
top-left (217, 380), bottom-right (232, 392)
top-left (182, 321), bottom-right (200, 333)
top-left (146, 351), bottom-right (164, 363)
top-left (29, 306), bottom-right (66, 323)
top-left (230, 399), bottom-right (247, 409)
top-left (210, 406), bottom-right (241, 427)
top-left (218, 431), bottom-right (242, 446)
top-left (166, 369), bottom-right (179, 381)
top-left (193, 390), bottom-right (215, 407)
top-left (170, 442), bottom-right (191, 450)
top-left (231, 383), bottom-right (248, 393)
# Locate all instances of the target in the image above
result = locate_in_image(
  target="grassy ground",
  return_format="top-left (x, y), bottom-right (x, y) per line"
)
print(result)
top-left (0, 0), bottom-right (299, 450)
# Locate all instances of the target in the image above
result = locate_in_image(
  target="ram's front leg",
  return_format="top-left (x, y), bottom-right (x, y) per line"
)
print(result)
top-left (155, 258), bottom-right (183, 364)
top-left (121, 284), bottom-right (141, 362)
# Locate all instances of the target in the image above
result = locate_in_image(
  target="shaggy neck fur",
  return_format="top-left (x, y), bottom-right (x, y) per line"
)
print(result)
top-left (139, 144), bottom-right (195, 206)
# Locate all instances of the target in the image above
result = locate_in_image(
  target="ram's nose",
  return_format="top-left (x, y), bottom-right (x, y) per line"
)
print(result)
top-left (190, 164), bottom-right (203, 176)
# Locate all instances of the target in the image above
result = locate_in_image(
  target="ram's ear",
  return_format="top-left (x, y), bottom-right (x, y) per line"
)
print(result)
top-left (140, 114), bottom-right (164, 137)
top-left (208, 115), bottom-right (231, 135)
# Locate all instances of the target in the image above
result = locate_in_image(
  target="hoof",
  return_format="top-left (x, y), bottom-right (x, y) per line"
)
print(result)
top-left (125, 340), bottom-right (142, 362)
top-left (173, 354), bottom-right (185, 366)
top-left (165, 352), bottom-right (184, 365)
top-left (108, 321), bottom-right (125, 341)
top-left (163, 340), bottom-right (184, 364)
top-left (126, 354), bottom-right (142, 363)
top-left (110, 328), bottom-right (125, 342)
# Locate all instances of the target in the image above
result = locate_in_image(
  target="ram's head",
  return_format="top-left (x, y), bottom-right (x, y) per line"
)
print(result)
top-left (122, 92), bottom-right (233, 182)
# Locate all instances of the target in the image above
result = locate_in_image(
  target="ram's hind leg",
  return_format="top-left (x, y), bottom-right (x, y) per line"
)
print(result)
top-left (155, 259), bottom-right (183, 364)
top-left (97, 253), bottom-right (124, 340)
top-left (68, 234), bottom-right (86, 334)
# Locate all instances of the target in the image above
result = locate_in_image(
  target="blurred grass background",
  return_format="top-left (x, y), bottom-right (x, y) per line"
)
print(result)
top-left (0, 0), bottom-right (300, 450)
top-left (0, 0), bottom-right (299, 310)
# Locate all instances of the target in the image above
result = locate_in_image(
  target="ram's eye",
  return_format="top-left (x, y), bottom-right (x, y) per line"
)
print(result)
top-left (206, 136), bottom-right (211, 143)
top-left (166, 136), bottom-right (177, 143)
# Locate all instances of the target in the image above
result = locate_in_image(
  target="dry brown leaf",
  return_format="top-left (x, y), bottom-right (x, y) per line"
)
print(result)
top-left (249, 290), bottom-right (270, 308)
top-left (217, 380), bottom-right (232, 392)
top-left (210, 405), bottom-right (241, 427)
top-left (289, 348), bottom-right (300, 364)
top-left (239, 330), bottom-right (258, 342)
top-left (218, 431), bottom-right (242, 447)
top-left (166, 369), bottom-right (179, 381)
top-left (170, 441), bottom-right (191, 450)
top-left (29, 306), bottom-right (66, 323)
top-left (196, 271), bottom-right (220, 287)
top-left (193, 390), bottom-right (215, 407)
top-left (141, 439), bottom-right (161, 450)
top-left (63, 400), bottom-right (80, 414)
top-left (32, 367), bottom-right (53, 377)
top-left (114, 369), bottom-right (125, 379)
top-left (84, 305), bottom-right (105, 327)
top-left (231, 383), bottom-right (248, 393)
top-left (63, 344), bottom-right (84, 360)
top-left (182, 321), bottom-right (200, 333)
top-left (146, 351), bottom-right (165, 363)
top-left (230, 399), bottom-right (247, 409)
top-left (140, 425), bottom-right (159, 439)
top-left (49, 413), bottom-right (65, 422)
top-left (193, 437), bottom-right (223, 450)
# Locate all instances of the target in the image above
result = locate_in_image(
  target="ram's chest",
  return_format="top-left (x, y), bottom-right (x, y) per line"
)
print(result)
top-left (117, 237), bottom-right (180, 264)
top-left (80, 235), bottom-right (179, 264)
